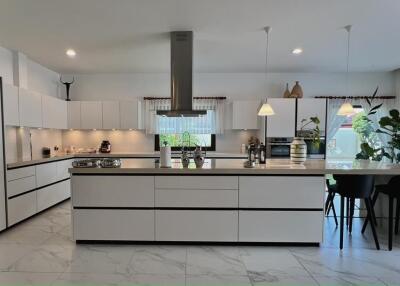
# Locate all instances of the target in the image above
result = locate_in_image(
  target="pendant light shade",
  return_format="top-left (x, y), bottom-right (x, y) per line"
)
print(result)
top-left (337, 102), bottom-right (354, 116)
top-left (257, 103), bottom-right (275, 116)
top-left (337, 25), bottom-right (355, 116)
top-left (257, 26), bottom-right (274, 117)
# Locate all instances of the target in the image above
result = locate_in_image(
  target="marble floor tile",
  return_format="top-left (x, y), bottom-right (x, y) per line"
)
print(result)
top-left (128, 245), bottom-right (187, 275)
top-left (53, 272), bottom-right (131, 285)
top-left (0, 272), bottom-right (61, 285)
top-left (313, 274), bottom-right (387, 286)
top-left (187, 274), bottom-right (252, 286)
top-left (240, 247), bottom-right (310, 277)
top-left (127, 273), bottom-right (185, 286)
top-left (65, 245), bottom-right (135, 274)
top-left (247, 272), bottom-right (318, 286)
top-left (186, 246), bottom-right (247, 276)
top-left (0, 225), bottom-right (57, 245)
top-left (0, 243), bottom-right (35, 271)
top-left (7, 244), bottom-right (74, 273)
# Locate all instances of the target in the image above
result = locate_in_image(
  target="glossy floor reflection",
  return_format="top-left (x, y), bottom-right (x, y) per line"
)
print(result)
top-left (0, 200), bottom-right (399, 285)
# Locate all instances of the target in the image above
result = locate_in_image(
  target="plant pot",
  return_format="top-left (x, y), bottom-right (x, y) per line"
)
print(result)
top-left (290, 137), bottom-right (307, 164)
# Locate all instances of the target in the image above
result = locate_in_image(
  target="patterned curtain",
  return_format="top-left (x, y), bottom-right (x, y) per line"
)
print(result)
top-left (144, 98), bottom-right (225, 134)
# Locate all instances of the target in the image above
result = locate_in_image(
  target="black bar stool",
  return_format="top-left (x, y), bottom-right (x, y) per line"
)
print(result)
top-left (362, 175), bottom-right (400, 251)
top-left (335, 175), bottom-right (380, 250)
top-left (325, 179), bottom-right (338, 226)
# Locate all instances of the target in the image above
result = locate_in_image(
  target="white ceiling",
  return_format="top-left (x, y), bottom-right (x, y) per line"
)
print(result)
top-left (0, 0), bottom-right (399, 74)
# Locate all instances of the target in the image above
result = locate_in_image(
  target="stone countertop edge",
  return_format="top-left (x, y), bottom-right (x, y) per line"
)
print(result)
top-left (6, 152), bottom-right (247, 169)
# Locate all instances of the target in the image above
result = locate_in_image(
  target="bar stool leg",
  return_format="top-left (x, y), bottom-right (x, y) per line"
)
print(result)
top-left (331, 197), bottom-right (338, 227)
top-left (340, 196), bottom-right (345, 250)
top-left (389, 196), bottom-right (394, 251)
top-left (346, 197), bottom-right (350, 228)
top-left (349, 198), bottom-right (355, 234)
top-left (365, 198), bottom-right (380, 250)
top-left (362, 192), bottom-right (379, 234)
top-left (395, 198), bottom-right (399, 235)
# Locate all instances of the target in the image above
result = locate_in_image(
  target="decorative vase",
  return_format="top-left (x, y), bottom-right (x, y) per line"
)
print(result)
top-left (193, 146), bottom-right (205, 168)
top-left (290, 81), bottom-right (303, 98)
top-left (283, 83), bottom-right (291, 98)
top-left (290, 137), bottom-right (307, 164)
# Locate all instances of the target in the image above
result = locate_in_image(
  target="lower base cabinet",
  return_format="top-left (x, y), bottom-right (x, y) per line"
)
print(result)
top-left (239, 211), bottom-right (324, 243)
top-left (155, 210), bottom-right (238, 241)
top-left (37, 180), bottom-right (70, 212)
top-left (73, 209), bottom-right (154, 241)
top-left (7, 191), bottom-right (37, 226)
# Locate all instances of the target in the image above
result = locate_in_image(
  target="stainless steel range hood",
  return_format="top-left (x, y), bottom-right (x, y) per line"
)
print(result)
top-left (157, 31), bottom-right (206, 117)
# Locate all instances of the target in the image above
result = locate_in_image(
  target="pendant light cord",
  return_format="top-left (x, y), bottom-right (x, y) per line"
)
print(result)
top-left (264, 26), bottom-right (270, 102)
top-left (345, 25), bottom-right (352, 98)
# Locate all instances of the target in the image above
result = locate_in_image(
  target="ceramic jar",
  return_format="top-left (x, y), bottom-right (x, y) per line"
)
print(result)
top-left (290, 137), bottom-right (307, 164)
top-left (290, 81), bottom-right (303, 98)
top-left (283, 83), bottom-right (291, 98)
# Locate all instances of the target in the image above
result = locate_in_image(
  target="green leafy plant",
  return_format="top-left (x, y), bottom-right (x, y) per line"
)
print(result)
top-left (376, 109), bottom-right (400, 163)
top-left (299, 116), bottom-right (321, 147)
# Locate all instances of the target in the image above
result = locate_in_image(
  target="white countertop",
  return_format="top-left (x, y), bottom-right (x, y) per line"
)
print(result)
top-left (7, 152), bottom-right (247, 169)
top-left (69, 158), bottom-right (400, 175)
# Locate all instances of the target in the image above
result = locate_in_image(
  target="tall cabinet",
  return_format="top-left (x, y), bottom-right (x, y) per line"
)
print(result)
top-left (0, 78), bottom-right (7, 231)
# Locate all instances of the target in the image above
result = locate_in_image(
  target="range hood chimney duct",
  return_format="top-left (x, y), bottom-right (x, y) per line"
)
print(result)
top-left (157, 31), bottom-right (206, 117)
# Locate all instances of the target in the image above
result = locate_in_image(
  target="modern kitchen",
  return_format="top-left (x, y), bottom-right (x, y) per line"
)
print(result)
top-left (0, 1), bottom-right (400, 285)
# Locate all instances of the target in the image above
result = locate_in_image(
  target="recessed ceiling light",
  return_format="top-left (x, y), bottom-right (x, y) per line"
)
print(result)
top-left (66, 49), bottom-right (76, 58)
top-left (292, 48), bottom-right (303, 55)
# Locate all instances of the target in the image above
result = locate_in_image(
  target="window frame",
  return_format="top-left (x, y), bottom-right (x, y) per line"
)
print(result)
top-left (154, 134), bottom-right (216, 151)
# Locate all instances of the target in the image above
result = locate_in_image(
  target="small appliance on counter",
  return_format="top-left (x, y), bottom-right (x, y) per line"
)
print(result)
top-left (99, 140), bottom-right (111, 153)
top-left (42, 147), bottom-right (51, 158)
top-left (243, 144), bottom-right (257, 168)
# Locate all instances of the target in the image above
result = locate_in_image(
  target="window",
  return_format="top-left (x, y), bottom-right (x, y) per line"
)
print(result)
top-left (155, 134), bottom-right (216, 151)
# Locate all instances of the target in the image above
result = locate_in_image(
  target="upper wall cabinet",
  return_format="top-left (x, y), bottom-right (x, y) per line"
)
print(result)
top-left (266, 98), bottom-right (296, 138)
top-left (120, 100), bottom-right (142, 130)
top-left (3, 84), bottom-right (20, 126)
top-left (80, 101), bottom-right (102, 129)
top-left (19, 88), bottom-right (42, 128)
top-left (296, 98), bottom-right (327, 132)
top-left (42, 95), bottom-right (67, 129)
top-left (67, 101), bottom-right (81, 129)
top-left (232, 100), bottom-right (260, 130)
top-left (102, 101), bottom-right (120, 129)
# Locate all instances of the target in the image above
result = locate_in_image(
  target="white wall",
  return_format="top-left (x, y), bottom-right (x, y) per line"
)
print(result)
top-left (26, 59), bottom-right (62, 98)
top-left (67, 72), bottom-right (395, 101)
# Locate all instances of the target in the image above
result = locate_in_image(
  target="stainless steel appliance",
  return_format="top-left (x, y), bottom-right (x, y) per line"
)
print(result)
top-left (99, 140), bottom-right (111, 153)
top-left (267, 137), bottom-right (292, 158)
top-left (72, 158), bottom-right (121, 168)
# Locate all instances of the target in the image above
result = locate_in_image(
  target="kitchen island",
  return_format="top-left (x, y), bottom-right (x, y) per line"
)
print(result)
top-left (69, 159), bottom-right (400, 244)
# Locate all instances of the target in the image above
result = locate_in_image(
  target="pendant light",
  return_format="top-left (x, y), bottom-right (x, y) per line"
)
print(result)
top-left (337, 25), bottom-right (355, 116)
top-left (257, 26), bottom-right (275, 116)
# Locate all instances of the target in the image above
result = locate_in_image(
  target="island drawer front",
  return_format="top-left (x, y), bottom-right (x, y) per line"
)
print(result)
top-left (155, 210), bottom-right (238, 241)
top-left (239, 176), bottom-right (324, 208)
top-left (155, 176), bottom-right (238, 190)
top-left (37, 180), bottom-right (70, 212)
top-left (155, 188), bottom-right (238, 208)
top-left (57, 159), bottom-right (73, 181)
top-left (72, 176), bottom-right (154, 207)
top-left (7, 166), bottom-right (36, 181)
top-left (36, 162), bottom-right (58, 187)
top-left (239, 211), bottom-right (323, 243)
top-left (7, 175), bottom-right (36, 198)
top-left (73, 209), bottom-right (154, 241)
top-left (7, 191), bottom-right (37, 226)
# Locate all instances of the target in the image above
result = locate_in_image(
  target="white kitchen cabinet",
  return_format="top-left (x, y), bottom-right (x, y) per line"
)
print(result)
top-left (155, 176), bottom-right (238, 190)
top-left (3, 84), bottom-right (19, 126)
top-left (7, 191), bottom-right (37, 226)
top-left (18, 88), bottom-right (42, 128)
top-left (72, 176), bottom-right (154, 207)
top-left (67, 101), bottom-right (81, 129)
top-left (7, 166), bottom-right (35, 181)
top-left (297, 98), bottom-right (327, 132)
top-left (80, 101), bottom-right (102, 129)
top-left (102, 101), bottom-right (120, 129)
top-left (266, 98), bottom-right (296, 137)
top-left (42, 95), bottom-right (67, 129)
top-left (120, 100), bottom-right (141, 129)
top-left (37, 180), bottom-right (70, 212)
top-left (56, 159), bottom-right (73, 181)
top-left (239, 211), bottom-right (323, 242)
top-left (232, 100), bottom-right (260, 130)
top-left (239, 176), bottom-right (325, 208)
top-left (7, 175), bottom-right (36, 198)
top-left (155, 210), bottom-right (238, 241)
top-left (36, 162), bottom-right (58, 187)
top-left (73, 209), bottom-right (155, 241)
